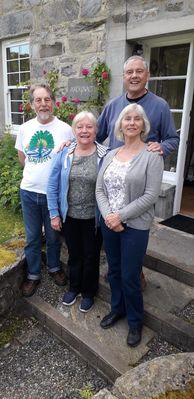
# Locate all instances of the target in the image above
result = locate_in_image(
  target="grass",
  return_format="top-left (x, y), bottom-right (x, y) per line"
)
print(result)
top-left (0, 205), bottom-right (24, 244)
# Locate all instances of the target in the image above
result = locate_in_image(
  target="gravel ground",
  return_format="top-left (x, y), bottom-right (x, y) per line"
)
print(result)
top-left (0, 308), bottom-right (111, 399)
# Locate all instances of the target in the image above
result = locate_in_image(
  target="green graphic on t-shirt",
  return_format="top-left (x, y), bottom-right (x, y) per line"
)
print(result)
top-left (26, 130), bottom-right (54, 163)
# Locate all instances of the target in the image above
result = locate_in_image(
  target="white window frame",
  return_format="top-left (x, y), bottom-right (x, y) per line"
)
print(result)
top-left (143, 34), bottom-right (194, 213)
top-left (2, 37), bottom-right (30, 135)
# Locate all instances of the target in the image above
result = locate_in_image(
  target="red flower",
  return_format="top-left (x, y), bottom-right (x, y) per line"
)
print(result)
top-left (25, 103), bottom-right (32, 112)
top-left (55, 101), bottom-right (60, 107)
top-left (43, 69), bottom-right (47, 75)
top-left (72, 98), bottom-right (80, 104)
top-left (69, 114), bottom-right (75, 120)
top-left (101, 71), bottom-right (109, 80)
top-left (18, 104), bottom-right (23, 112)
top-left (61, 96), bottom-right (68, 102)
top-left (82, 68), bottom-right (89, 76)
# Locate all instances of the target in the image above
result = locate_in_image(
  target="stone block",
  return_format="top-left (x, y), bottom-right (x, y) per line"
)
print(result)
top-left (166, 1), bottom-right (184, 12)
top-left (80, 0), bottom-right (101, 17)
top-left (0, 11), bottom-right (33, 38)
top-left (155, 183), bottom-right (176, 219)
top-left (40, 43), bottom-right (63, 58)
top-left (113, 353), bottom-right (194, 399)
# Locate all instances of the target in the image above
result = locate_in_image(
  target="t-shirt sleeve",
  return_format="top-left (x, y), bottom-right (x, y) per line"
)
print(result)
top-left (15, 127), bottom-right (23, 151)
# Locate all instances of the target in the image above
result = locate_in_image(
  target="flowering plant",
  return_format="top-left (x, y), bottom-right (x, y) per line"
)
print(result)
top-left (54, 96), bottom-right (80, 125)
top-left (19, 61), bottom-right (110, 124)
top-left (81, 60), bottom-right (111, 109)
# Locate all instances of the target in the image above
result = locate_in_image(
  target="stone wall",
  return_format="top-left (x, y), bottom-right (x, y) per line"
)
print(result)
top-left (1, 0), bottom-right (194, 128)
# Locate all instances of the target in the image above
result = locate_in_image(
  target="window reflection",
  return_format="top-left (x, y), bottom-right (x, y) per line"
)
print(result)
top-left (149, 80), bottom-right (186, 109)
top-left (150, 44), bottom-right (189, 77)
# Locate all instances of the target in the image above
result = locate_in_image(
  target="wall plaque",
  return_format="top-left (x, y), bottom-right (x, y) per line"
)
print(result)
top-left (68, 78), bottom-right (98, 101)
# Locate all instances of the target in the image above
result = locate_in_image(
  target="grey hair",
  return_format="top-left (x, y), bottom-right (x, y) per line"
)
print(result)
top-left (29, 83), bottom-right (56, 103)
top-left (115, 103), bottom-right (150, 142)
top-left (72, 111), bottom-right (97, 132)
top-left (123, 55), bottom-right (149, 73)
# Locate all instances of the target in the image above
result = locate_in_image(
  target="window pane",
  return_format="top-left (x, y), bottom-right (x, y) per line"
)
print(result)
top-left (20, 58), bottom-right (30, 71)
top-left (7, 60), bottom-right (19, 73)
top-left (11, 102), bottom-right (22, 112)
top-left (11, 113), bottom-right (24, 124)
top-left (10, 89), bottom-right (23, 101)
top-left (164, 114), bottom-right (181, 172)
top-left (6, 46), bottom-right (19, 60)
top-left (148, 79), bottom-right (186, 109)
top-left (20, 72), bottom-right (30, 82)
top-left (20, 44), bottom-right (29, 58)
top-left (8, 73), bottom-right (19, 85)
top-left (150, 44), bottom-right (190, 77)
top-left (172, 112), bottom-right (182, 131)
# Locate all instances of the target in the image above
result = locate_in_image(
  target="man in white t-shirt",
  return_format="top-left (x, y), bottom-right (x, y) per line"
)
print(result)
top-left (15, 84), bottom-right (74, 297)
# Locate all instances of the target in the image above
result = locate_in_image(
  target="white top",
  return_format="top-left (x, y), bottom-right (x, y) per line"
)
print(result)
top-left (15, 116), bottom-right (74, 194)
top-left (103, 157), bottom-right (131, 213)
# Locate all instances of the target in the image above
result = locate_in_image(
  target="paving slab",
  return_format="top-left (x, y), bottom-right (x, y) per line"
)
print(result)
top-left (147, 221), bottom-right (194, 273)
top-left (23, 295), bottom-right (155, 382)
top-left (143, 268), bottom-right (194, 313)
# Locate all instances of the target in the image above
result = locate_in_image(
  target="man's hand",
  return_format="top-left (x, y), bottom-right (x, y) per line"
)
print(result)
top-left (56, 140), bottom-right (71, 153)
top-left (147, 141), bottom-right (163, 155)
top-left (51, 216), bottom-right (62, 231)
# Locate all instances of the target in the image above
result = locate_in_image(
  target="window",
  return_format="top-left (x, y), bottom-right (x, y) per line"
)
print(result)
top-left (3, 39), bottom-right (30, 133)
top-left (148, 43), bottom-right (190, 172)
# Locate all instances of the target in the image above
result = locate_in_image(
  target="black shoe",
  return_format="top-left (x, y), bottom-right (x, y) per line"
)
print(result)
top-left (100, 311), bottom-right (125, 329)
top-left (127, 327), bottom-right (142, 347)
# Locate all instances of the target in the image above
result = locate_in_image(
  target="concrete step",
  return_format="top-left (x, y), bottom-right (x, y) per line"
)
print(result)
top-left (98, 263), bottom-right (194, 352)
top-left (144, 221), bottom-right (194, 287)
top-left (23, 294), bottom-right (155, 383)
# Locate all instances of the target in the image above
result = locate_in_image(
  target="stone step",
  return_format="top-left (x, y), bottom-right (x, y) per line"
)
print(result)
top-left (22, 264), bottom-right (194, 385)
top-left (144, 221), bottom-right (194, 287)
top-left (98, 264), bottom-right (194, 351)
top-left (20, 222), bottom-right (194, 383)
top-left (22, 294), bottom-right (155, 383)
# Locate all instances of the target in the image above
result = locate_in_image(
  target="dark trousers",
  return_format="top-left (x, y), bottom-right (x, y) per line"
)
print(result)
top-left (63, 216), bottom-right (100, 298)
top-left (100, 218), bottom-right (149, 329)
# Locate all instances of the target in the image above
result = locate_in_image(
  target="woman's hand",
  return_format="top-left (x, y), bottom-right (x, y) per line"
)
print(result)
top-left (112, 223), bottom-right (124, 232)
top-left (105, 213), bottom-right (122, 230)
top-left (51, 216), bottom-right (62, 231)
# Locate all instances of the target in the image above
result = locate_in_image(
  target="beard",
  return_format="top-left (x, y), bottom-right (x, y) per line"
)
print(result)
top-left (37, 110), bottom-right (53, 123)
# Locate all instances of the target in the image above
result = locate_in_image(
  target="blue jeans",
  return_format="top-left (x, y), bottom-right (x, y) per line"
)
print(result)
top-left (20, 189), bottom-right (61, 280)
top-left (100, 219), bottom-right (149, 329)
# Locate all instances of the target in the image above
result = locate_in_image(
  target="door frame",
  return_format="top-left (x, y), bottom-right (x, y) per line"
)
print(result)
top-left (143, 34), bottom-right (194, 214)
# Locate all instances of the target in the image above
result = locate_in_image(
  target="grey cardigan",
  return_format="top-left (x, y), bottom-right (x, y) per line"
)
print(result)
top-left (96, 146), bottom-right (164, 230)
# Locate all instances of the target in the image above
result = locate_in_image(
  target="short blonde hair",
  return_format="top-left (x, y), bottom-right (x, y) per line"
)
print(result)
top-left (72, 111), bottom-right (97, 132)
top-left (115, 103), bottom-right (150, 142)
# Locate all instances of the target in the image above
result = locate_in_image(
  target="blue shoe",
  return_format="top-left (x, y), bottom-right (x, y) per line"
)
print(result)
top-left (62, 291), bottom-right (79, 306)
top-left (79, 297), bottom-right (94, 313)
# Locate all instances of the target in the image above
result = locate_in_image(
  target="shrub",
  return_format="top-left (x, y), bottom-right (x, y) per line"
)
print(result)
top-left (0, 133), bottom-right (22, 211)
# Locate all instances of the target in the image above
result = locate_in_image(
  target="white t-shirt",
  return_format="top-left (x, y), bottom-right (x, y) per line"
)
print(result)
top-left (15, 116), bottom-right (74, 194)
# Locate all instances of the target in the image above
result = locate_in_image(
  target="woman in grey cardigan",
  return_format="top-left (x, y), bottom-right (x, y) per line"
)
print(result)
top-left (96, 103), bottom-right (164, 347)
